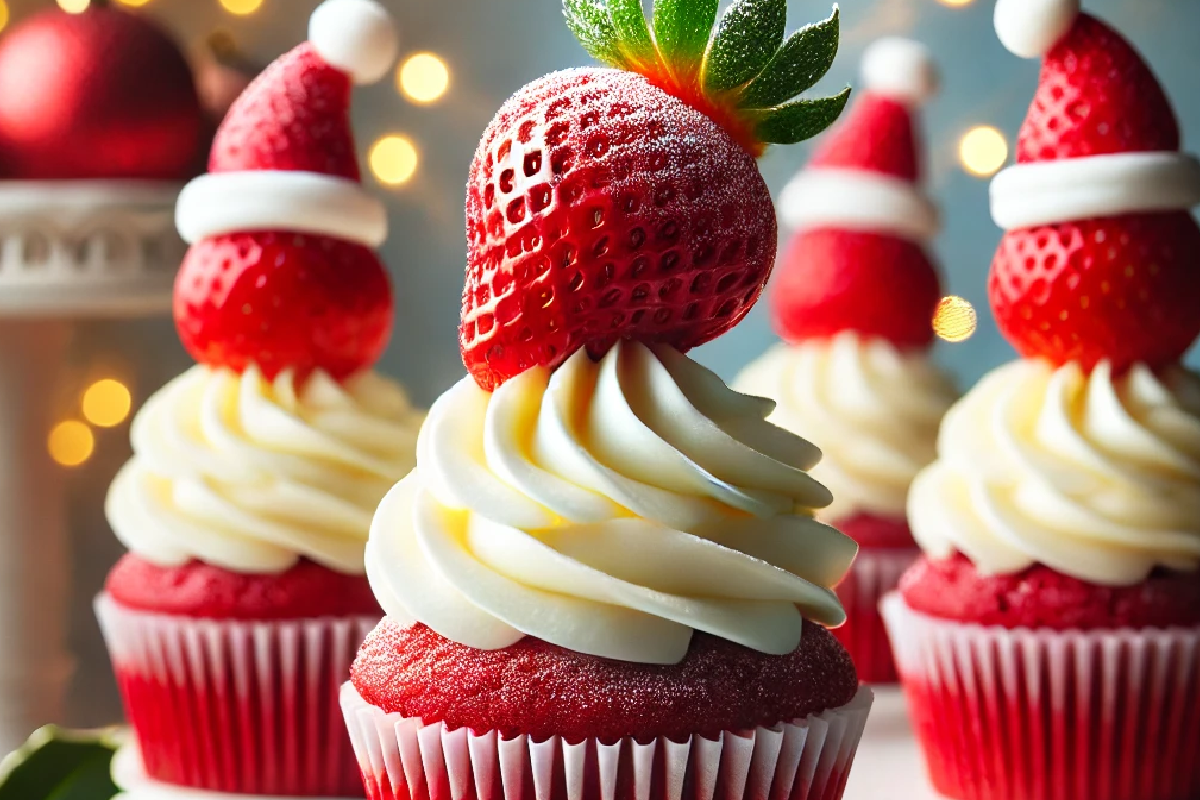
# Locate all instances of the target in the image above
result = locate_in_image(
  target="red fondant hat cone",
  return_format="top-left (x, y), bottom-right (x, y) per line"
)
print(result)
top-left (989, 0), bottom-right (1200, 372)
top-left (173, 0), bottom-right (398, 382)
top-left (771, 38), bottom-right (943, 350)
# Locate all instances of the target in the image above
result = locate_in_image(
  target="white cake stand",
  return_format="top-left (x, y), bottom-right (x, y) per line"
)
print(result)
top-left (0, 180), bottom-right (182, 755)
top-left (844, 686), bottom-right (941, 799)
top-left (112, 744), bottom-right (352, 800)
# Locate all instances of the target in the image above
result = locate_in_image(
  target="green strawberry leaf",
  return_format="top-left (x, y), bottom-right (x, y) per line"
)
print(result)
top-left (608, 0), bottom-right (658, 71)
top-left (739, 5), bottom-right (840, 109)
top-left (703, 0), bottom-right (787, 94)
top-left (752, 87), bottom-right (851, 144)
top-left (0, 726), bottom-right (120, 800)
top-left (653, 0), bottom-right (719, 78)
top-left (563, 0), bottom-right (626, 67)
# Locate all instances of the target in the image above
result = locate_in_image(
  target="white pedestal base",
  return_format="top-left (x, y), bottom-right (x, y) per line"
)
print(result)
top-left (112, 744), bottom-right (357, 800)
top-left (844, 687), bottom-right (941, 799)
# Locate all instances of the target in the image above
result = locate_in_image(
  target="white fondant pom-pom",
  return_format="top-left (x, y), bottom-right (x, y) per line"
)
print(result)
top-left (309, 0), bottom-right (399, 84)
top-left (994, 0), bottom-right (1081, 58)
top-left (861, 38), bottom-right (939, 105)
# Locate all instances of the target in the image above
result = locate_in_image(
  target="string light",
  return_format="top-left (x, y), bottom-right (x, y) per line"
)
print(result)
top-left (56, 0), bottom-right (90, 13)
top-left (959, 126), bottom-right (1009, 177)
top-left (217, 0), bottom-right (263, 15)
top-left (933, 296), bottom-right (978, 342)
top-left (398, 53), bottom-right (450, 104)
top-left (48, 421), bottom-right (94, 468)
top-left (369, 135), bottom-right (419, 186)
top-left (82, 379), bottom-right (132, 428)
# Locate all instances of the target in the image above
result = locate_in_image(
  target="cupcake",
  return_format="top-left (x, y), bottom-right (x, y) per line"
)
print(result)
top-left (884, 2), bottom-right (1200, 798)
top-left (734, 38), bottom-right (957, 684)
top-left (95, 2), bottom-right (423, 795)
top-left (340, 1), bottom-right (874, 798)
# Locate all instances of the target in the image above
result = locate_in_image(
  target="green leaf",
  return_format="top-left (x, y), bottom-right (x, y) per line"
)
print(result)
top-left (563, 0), bottom-right (626, 67)
top-left (653, 0), bottom-right (719, 76)
top-left (739, 5), bottom-right (840, 109)
top-left (608, 0), bottom-right (658, 70)
top-left (752, 87), bottom-right (851, 144)
top-left (703, 0), bottom-right (787, 94)
top-left (0, 726), bottom-right (120, 800)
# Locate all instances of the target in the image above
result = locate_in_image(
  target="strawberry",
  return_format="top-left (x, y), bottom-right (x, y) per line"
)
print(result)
top-left (174, 232), bottom-right (392, 382)
top-left (771, 230), bottom-right (941, 349)
top-left (809, 95), bottom-right (920, 181)
top-left (209, 43), bottom-right (359, 180)
top-left (1018, 13), bottom-right (1178, 164)
top-left (989, 213), bottom-right (1200, 373)
top-left (459, 0), bottom-right (850, 390)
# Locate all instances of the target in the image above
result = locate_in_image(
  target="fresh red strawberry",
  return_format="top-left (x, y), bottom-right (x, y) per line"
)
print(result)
top-left (208, 42), bottom-right (359, 179)
top-left (174, 231), bottom-right (392, 381)
top-left (989, 212), bottom-right (1200, 373)
top-left (809, 95), bottom-right (920, 181)
top-left (458, 0), bottom-right (850, 390)
top-left (771, 230), bottom-right (941, 349)
top-left (1018, 13), bottom-right (1178, 164)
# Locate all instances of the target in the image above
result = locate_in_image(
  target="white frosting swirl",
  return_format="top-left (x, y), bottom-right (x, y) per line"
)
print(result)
top-left (107, 365), bottom-right (423, 574)
top-left (735, 333), bottom-right (957, 522)
top-left (910, 359), bottom-right (1200, 585)
top-left (366, 341), bottom-right (856, 664)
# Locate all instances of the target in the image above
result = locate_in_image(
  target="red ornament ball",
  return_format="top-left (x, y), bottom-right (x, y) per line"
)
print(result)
top-left (0, 6), bottom-right (204, 181)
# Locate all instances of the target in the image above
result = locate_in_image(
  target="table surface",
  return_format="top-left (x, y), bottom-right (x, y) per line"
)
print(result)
top-left (845, 687), bottom-right (942, 799)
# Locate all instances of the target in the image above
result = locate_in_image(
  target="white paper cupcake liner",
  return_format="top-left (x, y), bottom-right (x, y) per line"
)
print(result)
top-left (832, 547), bottom-right (917, 684)
top-left (881, 592), bottom-right (1200, 800)
top-left (340, 681), bottom-right (873, 800)
top-left (95, 592), bottom-right (379, 797)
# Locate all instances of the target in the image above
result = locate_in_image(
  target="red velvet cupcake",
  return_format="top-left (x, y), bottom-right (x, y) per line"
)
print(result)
top-left (885, 4), bottom-right (1200, 798)
top-left (339, 2), bottom-right (873, 798)
top-left (733, 39), bottom-right (957, 685)
top-left (93, 2), bottom-right (424, 795)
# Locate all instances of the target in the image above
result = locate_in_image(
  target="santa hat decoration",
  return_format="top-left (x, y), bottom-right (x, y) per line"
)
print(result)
top-left (172, 0), bottom-right (400, 382)
top-left (770, 39), bottom-right (943, 350)
top-left (988, 0), bottom-right (1200, 373)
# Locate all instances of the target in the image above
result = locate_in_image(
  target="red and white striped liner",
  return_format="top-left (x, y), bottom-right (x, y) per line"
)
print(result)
top-left (96, 593), bottom-right (379, 797)
top-left (339, 683), bottom-right (873, 800)
top-left (832, 548), bottom-right (918, 685)
top-left (882, 592), bottom-right (1200, 800)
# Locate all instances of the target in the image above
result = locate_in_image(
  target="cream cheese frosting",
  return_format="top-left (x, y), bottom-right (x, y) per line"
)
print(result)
top-left (365, 340), bottom-right (856, 664)
top-left (909, 358), bottom-right (1200, 585)
top-left (735, 332), bottom-right (957, 523)
top-left (107, 365), bottom-right (423, 574)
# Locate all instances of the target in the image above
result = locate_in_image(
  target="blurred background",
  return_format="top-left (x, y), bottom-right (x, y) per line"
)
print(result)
top-left (0, 0), bottom-right (1194, 728)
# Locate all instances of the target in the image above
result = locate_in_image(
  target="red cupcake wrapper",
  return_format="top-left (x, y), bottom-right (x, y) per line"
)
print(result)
top-left (831, 548), bottom-right (917, 685)
top-left (95, 593), bottom-right (378, 797)
top-left (340, 682), bottom-right (873, 800)
top-left (882, 593), bottom-right (1200, 800)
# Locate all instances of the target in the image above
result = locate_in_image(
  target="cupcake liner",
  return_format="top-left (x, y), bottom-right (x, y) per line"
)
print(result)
top-left (112, 742), bottom-right (356, 799)
top-left (881, 592), bottom-right (1200, 800)
top-left (831, 547), bottom-right (917, 685)
top-left (340, 682), bottom-right (874, 800)
top-left (95, 593), bottom-right (378, 797)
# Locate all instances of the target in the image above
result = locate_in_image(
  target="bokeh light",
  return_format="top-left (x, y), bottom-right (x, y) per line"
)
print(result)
top-left (56, 0), bottom-right (90, 13)
top-left (369, 135), bottom-right (419, 186)
top-left (48, 421), bottom-right (94, 468)
top-left (933, 296), bottom-right (979, 343)
top-left (937, 0), bottom-right (974, 6)
top-left (959, 126), bottom-right (1009, 177)
top-left (113, 0), bottom-right (154, 7)
top-left (0, 2), bottom-right (9, 33)
top-left (398, 53), bottom-right (450, 103)
top-left (82, 379), bottom-right (132, 428)
top-left (218, 0), bottom-right (263, 15)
